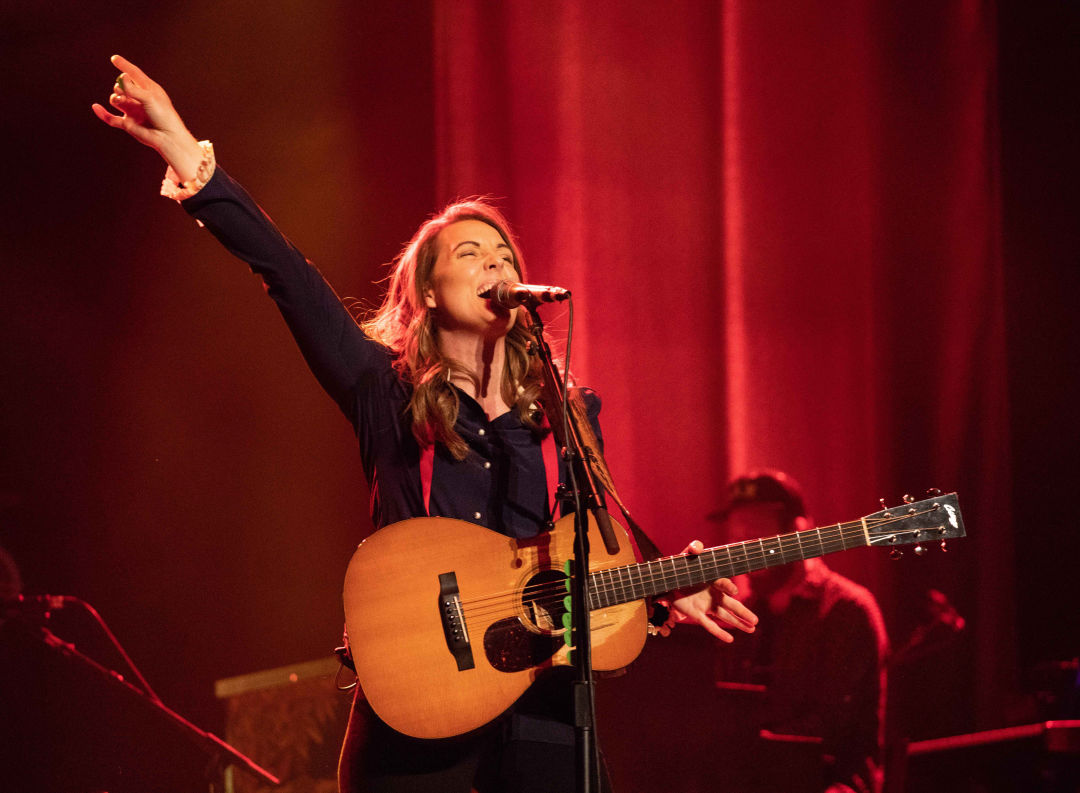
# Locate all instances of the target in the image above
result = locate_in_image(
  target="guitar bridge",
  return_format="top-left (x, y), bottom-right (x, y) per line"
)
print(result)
top-left (438, 572), bottom-right (475, 671)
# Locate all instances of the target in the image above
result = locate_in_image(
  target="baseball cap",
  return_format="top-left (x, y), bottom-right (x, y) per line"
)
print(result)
top-left (706, 469), bottom-right (807, 522)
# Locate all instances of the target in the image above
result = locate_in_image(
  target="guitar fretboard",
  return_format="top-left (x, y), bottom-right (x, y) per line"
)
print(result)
top-left (587, 520), bottom-right (870, 610)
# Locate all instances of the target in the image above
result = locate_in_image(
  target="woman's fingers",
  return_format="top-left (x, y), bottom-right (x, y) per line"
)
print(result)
top-left (94, 96), bottom-right (153, 146)
top-left (91, 102), bottom-right (122, 127)
top-left (111, 54), bottom-right (153, 86)
top-left (94, 54), bottom-right (201, 172)
top-left (712, 586), bottom-right (758, 629)
top-left (110, 93), bottom-right (146, 116)
top-left (697, 613), bottom-right (736, 643)
top-left (93, 98), bottom-right (137, 127)
top-left (713, 577), bottom-right (738, 597)
top-left (107, 94), bottom-right (148, 129)
top-left (704, 578), bottom-right (756, 629)
top-left (115, 71), bottom-right (154, 104)
top-left (95, 55), bottom-right (171, 143)
top-left (715, 603), bottom-right (757, 633)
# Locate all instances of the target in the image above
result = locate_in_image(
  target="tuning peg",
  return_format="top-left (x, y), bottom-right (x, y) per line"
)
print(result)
top-left (926, 487), bottom-right (942, 497)
top-left (879, 497), bottom-right (888, 510)
top-left (914, 544), bottom-right (927, 556)
top-left (940, 539), bottom-right (948, 552)
top-left (890, 548), bottom-right (903, 560)
top-left (903, 494), bottom-right (915, 504)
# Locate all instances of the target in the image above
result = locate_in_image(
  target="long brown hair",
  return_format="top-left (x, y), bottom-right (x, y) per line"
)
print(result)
top-left (362, 199), bottom-right (544, 459)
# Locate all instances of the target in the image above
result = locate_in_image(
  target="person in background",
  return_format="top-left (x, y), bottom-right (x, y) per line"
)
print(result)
top-left (707, 470), bottom-right (888, 793)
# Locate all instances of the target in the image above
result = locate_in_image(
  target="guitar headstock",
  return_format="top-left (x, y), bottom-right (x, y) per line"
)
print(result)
top-left (863, 492), bottom-right (965, 556)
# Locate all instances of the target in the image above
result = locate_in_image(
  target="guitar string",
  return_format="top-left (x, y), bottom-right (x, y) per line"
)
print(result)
top-left (457, 508), bottom-right (945, 622)
top-left (472, 515), bottom-right (903, 640)
top-left (459, 532), bottom-right (858, 624)
top-left (467, 506), bottom-right (935, 613)
top-left (468, 531), bottom-right (941, 643)
top-left (459, 510), bottom-right (938, 621)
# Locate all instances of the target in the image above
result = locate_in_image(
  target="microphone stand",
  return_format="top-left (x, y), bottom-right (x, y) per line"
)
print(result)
top-left (4, 603), bottom-right (280, 792)
top-left (524, 300), bottom-right (618, 793)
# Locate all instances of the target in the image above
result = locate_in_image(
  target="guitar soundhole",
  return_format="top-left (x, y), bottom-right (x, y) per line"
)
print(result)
top-left (483, 568), bottom-right (567, 673)
top-left (519, 569), bottom-right (570, 634)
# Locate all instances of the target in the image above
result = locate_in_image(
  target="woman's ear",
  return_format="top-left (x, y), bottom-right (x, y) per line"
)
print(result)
top-left (423, 286), bottom-right (437, 310)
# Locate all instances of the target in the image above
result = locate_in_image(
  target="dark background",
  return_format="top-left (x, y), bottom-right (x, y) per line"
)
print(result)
top-left (0, 0), bottom-right (1076, 773)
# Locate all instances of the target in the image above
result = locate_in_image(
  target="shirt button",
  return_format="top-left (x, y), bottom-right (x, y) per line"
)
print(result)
top-left (478, 428), bottom-right (486, 436)
top-left (483, 461), bottom-right (492, 469)
top-left (473, 511), bottom-right (482, 520)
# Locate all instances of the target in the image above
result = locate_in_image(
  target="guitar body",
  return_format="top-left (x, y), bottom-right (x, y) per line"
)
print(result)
top-left (343, 513), bottom-right (648, 739)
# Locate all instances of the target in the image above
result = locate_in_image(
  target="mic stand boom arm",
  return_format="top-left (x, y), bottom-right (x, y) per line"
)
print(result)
top-left (29, 621), bottom-right (280, 789)
top-left (524, 303), bottom-right (618, 793)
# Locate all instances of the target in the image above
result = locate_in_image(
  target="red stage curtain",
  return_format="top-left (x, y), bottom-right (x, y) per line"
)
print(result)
top-left (432, 0), bottom-right (1011, 724)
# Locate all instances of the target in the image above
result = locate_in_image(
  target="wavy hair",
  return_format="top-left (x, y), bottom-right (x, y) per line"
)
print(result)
top-left (361, 199), bottom-right (544, 460)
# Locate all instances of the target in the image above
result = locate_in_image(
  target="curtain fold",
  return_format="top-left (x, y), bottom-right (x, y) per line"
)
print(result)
top-left (433, 0), bottom-right (1011, 726)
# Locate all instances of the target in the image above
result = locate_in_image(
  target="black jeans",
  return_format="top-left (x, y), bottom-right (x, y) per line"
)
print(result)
top-left (338, 676), bottom-right (613, 793)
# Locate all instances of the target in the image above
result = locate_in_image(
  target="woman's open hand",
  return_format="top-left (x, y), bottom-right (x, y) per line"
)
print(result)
top-left (657, 540), bottom-right (759, 641)
top-left (91, 55), bottom-right (204, 181)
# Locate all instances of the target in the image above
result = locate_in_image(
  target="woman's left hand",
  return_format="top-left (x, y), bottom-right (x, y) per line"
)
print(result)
top-left (656, 540), bottom-right (759, 641)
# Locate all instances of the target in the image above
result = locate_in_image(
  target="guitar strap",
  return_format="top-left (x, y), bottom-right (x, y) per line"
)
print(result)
top-left (553, 388), bottom-right (665, 562)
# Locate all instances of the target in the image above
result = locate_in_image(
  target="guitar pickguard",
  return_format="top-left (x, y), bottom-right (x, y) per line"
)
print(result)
top-left (484, 617), bottom-right (563, 672)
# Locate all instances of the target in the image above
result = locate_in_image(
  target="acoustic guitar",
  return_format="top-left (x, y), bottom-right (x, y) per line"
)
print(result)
top-left (343, 493), bottom-right (964, 739)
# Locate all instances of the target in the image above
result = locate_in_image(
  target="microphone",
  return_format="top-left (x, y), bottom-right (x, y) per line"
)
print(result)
top-left (481, 281), bottom-right (571, 310)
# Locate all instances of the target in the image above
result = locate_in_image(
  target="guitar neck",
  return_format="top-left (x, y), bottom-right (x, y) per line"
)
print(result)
top-left (588, 520), bottom-right (871, 609)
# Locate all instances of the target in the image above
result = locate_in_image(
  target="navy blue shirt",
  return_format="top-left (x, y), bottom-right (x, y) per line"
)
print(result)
top-left (182, 168), bottom-right (601, 537)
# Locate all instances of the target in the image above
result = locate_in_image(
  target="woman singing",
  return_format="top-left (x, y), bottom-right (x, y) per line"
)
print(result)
top-left (92, 54), bottom-right (757, 793)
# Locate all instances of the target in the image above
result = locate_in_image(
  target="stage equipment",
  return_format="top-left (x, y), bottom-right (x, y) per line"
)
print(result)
top-left (902, 720), bottom-right (1080, 792)
top-left (480, 280), bottom-right (571, 309)
top-left (215, 657), bottom-right (352, 793)
top-left (0, 596), bottom-right (279, 793)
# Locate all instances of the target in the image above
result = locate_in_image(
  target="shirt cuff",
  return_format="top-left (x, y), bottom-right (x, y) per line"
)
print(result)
top-left (160, 140), bottom-right (216, 202)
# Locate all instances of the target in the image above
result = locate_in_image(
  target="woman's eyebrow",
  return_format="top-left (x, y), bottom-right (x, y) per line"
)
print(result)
top-left (452, 240), bottom-right (513, 252)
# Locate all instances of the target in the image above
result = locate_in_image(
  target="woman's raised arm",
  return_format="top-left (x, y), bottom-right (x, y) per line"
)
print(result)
top-left (91, 54), bottom-right (205, 183)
